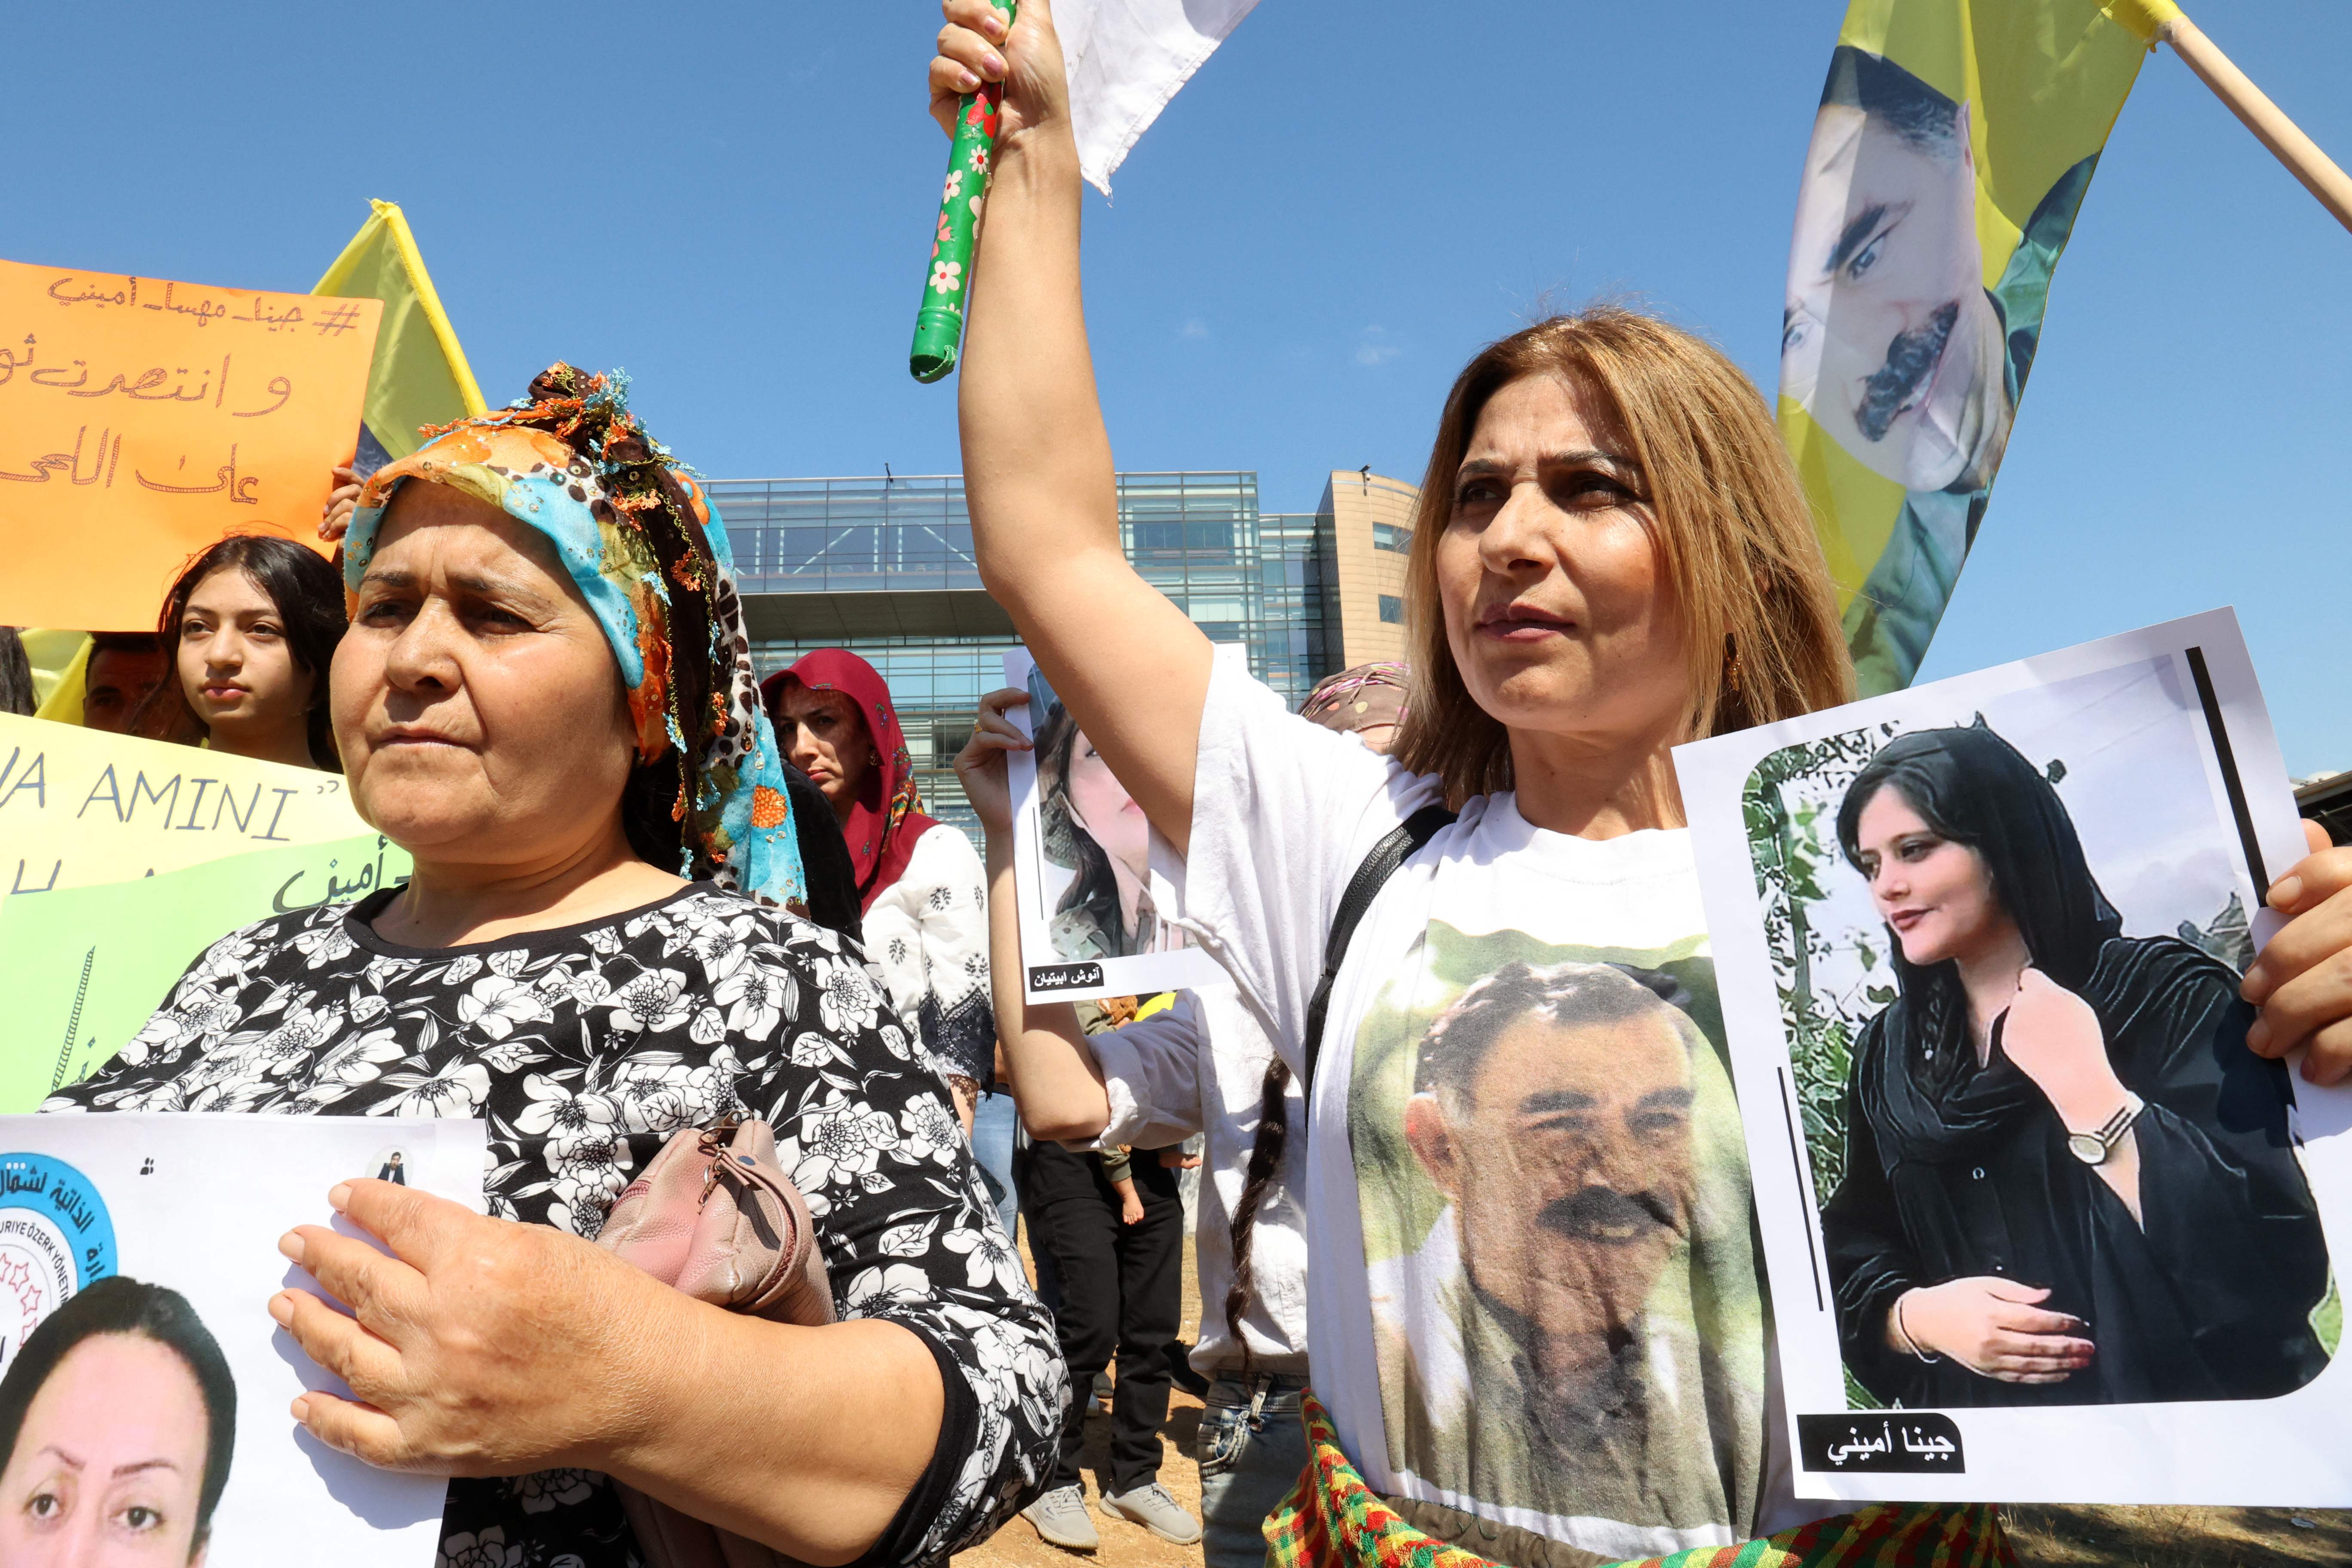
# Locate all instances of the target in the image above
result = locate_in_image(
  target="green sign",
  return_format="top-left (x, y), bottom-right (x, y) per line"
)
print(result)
top-left (3, 833), bottom-right (408, 1110)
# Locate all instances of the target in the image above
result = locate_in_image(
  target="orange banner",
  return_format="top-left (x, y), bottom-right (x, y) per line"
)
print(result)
top-left (0, 258), bottom-right (382, 629)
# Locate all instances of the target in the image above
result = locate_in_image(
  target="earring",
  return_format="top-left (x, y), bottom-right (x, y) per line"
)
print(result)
top-left (1724, 637), bottom-right (1746, 700)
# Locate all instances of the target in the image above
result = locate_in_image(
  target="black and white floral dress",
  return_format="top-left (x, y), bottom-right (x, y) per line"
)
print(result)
top-left (43, 883), bottom-right (1065, 1568)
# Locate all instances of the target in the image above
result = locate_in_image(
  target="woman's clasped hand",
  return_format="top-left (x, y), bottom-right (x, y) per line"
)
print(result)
top-left (1893, 1277), bottom-right (2095, 1384)
top-left (271, 1179), bottom-right (686, 1476)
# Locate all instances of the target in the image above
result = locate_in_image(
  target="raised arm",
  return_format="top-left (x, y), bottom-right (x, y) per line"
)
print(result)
top-left (958, 686), bottom-right (1117, 1140)
top-left (932, 0), bottom-right (1211, 854)
top-left (987, 827), bottom-right (1119, 1139)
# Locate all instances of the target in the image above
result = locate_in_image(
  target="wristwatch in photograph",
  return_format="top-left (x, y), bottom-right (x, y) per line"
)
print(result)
top-left (2067, 1091), bottom-right (2146, 1165)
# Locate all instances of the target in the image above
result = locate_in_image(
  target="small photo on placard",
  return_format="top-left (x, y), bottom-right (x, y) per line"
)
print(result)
top-left (1004, 646), bottom-right (1243, 1005)
top-left (1675, 610), bottom-right (2352, 1507)
top-left (0, 1112), bottom-right (483, 1563)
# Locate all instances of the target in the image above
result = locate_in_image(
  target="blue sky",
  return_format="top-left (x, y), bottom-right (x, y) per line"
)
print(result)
top-left (6, 3), bottom-right (2347, 772)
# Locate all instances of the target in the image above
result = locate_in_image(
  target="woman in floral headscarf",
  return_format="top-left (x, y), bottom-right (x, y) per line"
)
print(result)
top-left (45, 366), bottom-right (1061, 1568)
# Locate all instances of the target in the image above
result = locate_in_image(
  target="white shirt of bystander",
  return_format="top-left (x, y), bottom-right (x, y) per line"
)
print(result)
top-left (863, 822), bottom-right (997, 1092)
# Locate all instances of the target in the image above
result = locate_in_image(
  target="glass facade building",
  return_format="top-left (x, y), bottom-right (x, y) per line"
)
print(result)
top-left (714, 472), bottom-right (1349, 839)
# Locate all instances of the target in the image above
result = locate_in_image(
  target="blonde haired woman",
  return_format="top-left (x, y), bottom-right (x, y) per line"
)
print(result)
top-left (926, 3), bottom-right (2352, 1562)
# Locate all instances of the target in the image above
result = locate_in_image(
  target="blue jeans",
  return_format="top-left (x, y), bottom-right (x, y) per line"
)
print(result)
top-left (1196, 1373), bottom-right (1309, 1568)
top-left (970, 1086), bottom-right (1020, 1242)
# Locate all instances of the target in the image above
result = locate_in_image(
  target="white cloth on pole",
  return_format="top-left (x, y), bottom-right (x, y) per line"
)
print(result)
top-left (1057, 0), bottom-right (1262, 194)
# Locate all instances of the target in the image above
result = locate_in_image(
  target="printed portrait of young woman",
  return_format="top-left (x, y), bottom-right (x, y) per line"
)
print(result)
top-left (1027, 668), bottom-right (1188, 964)
top-left (1820, 722), bottom-right (2331, 1409)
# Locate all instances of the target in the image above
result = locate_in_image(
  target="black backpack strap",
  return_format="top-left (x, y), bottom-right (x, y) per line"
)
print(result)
top-left (1302, 803), bottom-right (1456, 1096)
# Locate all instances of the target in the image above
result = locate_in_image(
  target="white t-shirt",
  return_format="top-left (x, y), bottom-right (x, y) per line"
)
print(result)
top-left (1089, 986), bottom-right (1311, 1376)
top-left (1164, 660), bottom-right (1807, 1562)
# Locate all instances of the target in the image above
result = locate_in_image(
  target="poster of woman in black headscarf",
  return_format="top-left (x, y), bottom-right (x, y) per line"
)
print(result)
top-left (1677, 611), bottom-right (2352, 1506)
top-left (1823, 724), bottom-right (2326, 1409)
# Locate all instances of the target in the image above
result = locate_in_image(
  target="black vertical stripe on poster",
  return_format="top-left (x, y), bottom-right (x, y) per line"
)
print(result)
top-left (2185, 645), bottom-right (2269, 893)
top-left (1779, 1065), bottom-right (1825, 1312)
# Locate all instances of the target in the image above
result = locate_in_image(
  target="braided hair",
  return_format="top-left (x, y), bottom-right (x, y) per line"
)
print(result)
top-left (1223, 1055), bottom-right (1295, 1375)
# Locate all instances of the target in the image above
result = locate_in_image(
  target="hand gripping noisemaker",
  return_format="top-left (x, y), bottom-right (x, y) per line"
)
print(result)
top-left (910, 0), bottom-right (1019, 383)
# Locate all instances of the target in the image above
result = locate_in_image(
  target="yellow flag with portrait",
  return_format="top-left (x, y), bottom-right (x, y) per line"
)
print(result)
top-left (1779, 0), bottom-right (2180, 694)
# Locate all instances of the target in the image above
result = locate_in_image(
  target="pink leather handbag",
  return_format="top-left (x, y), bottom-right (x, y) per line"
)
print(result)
top-left (595, 1118), bottom-right (834, 1568)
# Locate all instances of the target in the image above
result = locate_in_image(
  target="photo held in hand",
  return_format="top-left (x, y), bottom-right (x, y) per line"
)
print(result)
top-left (1677, 610), bottom-right (2352, 1505)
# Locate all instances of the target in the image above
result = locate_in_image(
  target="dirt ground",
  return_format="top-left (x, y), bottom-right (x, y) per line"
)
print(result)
top-left (956, 1223), bottom-right (2352, 1568)
top-left (953, 1225), bottom-right (1214, 1568)
top-left (2002, 1504), bottom-right (2352, 1567)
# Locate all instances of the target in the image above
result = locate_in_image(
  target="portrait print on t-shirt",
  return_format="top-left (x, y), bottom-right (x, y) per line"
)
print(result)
top-left (1351, 921), bottom-right (1767, 1536)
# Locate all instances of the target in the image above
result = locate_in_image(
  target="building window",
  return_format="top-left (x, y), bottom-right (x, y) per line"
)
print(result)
top-left (931, 722), bottom-right (974, 763)
top-left (1373, 522), bottom-right (1412, 553)
top-left (1378, 595), bottom-right (1404, 625)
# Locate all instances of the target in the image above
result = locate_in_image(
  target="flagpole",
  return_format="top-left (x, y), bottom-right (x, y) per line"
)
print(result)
top-left (2154, 12), bottom-right (2352, 235)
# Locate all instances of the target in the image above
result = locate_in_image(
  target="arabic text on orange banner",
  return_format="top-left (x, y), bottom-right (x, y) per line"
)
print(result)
top-left (0, 258), bottom-right (382, 629)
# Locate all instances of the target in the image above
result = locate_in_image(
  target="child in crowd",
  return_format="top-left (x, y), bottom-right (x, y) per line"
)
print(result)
top-left (1104, 1146), bottom-right (1146, 1226)
top-left (130, 533), bottom-right (347, 769)
top-left (1019, 1123), bottom-right (1197, 1550)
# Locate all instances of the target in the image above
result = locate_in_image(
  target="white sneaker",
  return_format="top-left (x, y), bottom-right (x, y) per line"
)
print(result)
top-left (1022, 1484), bottom-right (1100, 1552)
top-left (1100, 1481), bottom-right (1202, 1544)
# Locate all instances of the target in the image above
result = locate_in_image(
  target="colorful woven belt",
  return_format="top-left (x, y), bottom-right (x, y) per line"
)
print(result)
top-left (1263, 1392), bottom-right (2015, 1568)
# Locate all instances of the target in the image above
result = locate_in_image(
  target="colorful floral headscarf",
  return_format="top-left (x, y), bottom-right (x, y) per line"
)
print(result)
top-left (343, 364), bottom-right (806, 910)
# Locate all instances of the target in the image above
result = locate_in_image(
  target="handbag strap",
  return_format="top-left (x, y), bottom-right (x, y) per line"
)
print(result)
top-left (1301, 803), bottom-right (1456, 1096)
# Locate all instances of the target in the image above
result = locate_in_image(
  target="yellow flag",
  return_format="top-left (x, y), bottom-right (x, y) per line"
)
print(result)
top-left (313, 199), bottom-right (485, 465)
top-left (1779, 0), bottom-right (2171, 694)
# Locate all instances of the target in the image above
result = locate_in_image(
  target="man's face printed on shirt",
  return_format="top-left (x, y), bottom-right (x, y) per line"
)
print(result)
top-left (1408, 1006), bottom-right (1697, 1393)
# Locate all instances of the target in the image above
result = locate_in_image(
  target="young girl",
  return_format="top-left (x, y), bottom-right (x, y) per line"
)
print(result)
top-left (132, 533), bottom-right (346, 769)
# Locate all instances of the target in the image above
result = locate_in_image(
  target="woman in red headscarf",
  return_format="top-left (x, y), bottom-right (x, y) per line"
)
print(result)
top-left (766, 650), bottom-right (996, 1129)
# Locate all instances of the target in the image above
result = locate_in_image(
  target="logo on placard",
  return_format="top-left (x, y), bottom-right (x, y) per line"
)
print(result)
top-left (0, 1154), bottom-right (117, 1379)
